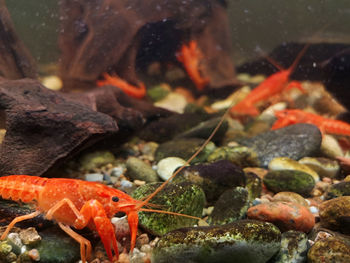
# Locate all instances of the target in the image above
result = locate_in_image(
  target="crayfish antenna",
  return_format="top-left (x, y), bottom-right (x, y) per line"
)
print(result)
top-left (139, 208), bottom-right (202, 221)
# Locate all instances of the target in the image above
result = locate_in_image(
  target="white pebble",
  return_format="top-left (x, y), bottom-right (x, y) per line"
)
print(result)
top-left (309, 206), bottom-right (319, 214)
top-left (111, 166), bottom-right (124, 178)
top-left (84, 173), bottom-right (104, 182)
top-left (157, 157), bottom-right (187, 181)
top-left (8, 233), bottom-right (22, 248)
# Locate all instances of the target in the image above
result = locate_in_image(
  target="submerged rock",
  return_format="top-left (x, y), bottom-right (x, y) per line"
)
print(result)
top-left (325, 181), bottom-right (350, 200)
top-left (272, 230), bottom-right (309, 263)
top-left (319, 196), bottom-right (350, 233)
top-left (263, 170), bottom-right (315, 196)
top-left (207, 146), bottom-right (260, 167)
top-left (299, 157), bottom-right (340, 179)
top-left (208, 187), bottom-right (250, 225)
top-left (131, 182), bottom-right (205, 236)
top-left (240, 124), bottom-right (322, 167)
top-left (155, 138), bottom-right (216, 163)
top-left (272, 192), bottom-right (309, 207)
top-left (245, 171), bottom-right (262, 202)
top-left (79, 151), bottom-right (115, 171)
top-left (173, 160), bottom-right (246, 203)
top-left (308, 237), bottom-right (350, 263)
top-left (157, 157), bottom-right (187, 181)
top-left (152, 220), bottom-right (281, 263)
top-left (126, 157), bottom-right (159, 183)
top-left (247, 202), bottom-right (315, 232)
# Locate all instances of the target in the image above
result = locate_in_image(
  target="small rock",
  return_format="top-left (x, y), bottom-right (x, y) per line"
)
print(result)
top-left (269, 157), bottom-right (320, 182)
top-left (299, 157), bottom-right (340, 179)
top-left (7, 233), bottom-right (22, 253)
top-left (155, 138), bottom-right (216, 163)
top-left (245, 171), bottom-right (262, 202)
top-left (28, 248), bottom-right (40, 261)
top-left (147, 84), bottom-right (171, 102)
top-left (110, 166), bottom-right (125, 178)
top-left (19, 227), bottom-right (41, 246)
top-left (79, 151), bottom-right (115, 171)
top-left (152, 219), bottom-right (281, 263)
top-left (319, 196), bottom-right (350, 233)
top-left (240, 124), bottom-right (322, 167)
top-left (321, 134), bottom-right (344, 158)
top-left (41, 75), bottom-right (62, 91)
top-left (272, 192), bottom-right (309, 207)
top-left (139, 141), bottom-right (158, 161)
top-left (0, 241), bottom-right (13, 258)
top-left (126, 157), bottom-right (159, 183)
top-left (157, 157), bottom-right (187, 181)
top-left (272, 230), bottom-right (308, 263)
top-left (154, 92), bottom-right (187, 113)
top-left (207, 145), bottom-right (260, 167)
top-left (208, 187), bottom-right (250, 225)
top-left (325, 181), bottom-right (350, 200)
top-left (135, 234), bottom-right (149, 249)
top-left (263, 170), bottom-right (315, 196)
top-left (111, 216), bottom-right (130, 241)
top-left (131, 182), bottom-right (206, 236)
top-left (84, 173), bottom-right (104, 182)
top-left (247, 202), bottom-right (315, 232)
top-left (173, 160), bottom-right (246, 203)
top-left (307, 237), bottom-right (350, 263)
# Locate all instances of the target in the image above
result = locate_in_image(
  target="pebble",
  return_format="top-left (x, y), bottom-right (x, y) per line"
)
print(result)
top-left (247, 202), bottom-right (315, 232)
top-left (272, 230), bottom-right (308, 263)
top-left (320, 134), bottom-right (344, 158)
top-left (154, 92), bottom-right (187, 113)
top-left (84, 173), bottom-right (104, 182)
top-left (325, 181), bottom-right (350, 200)
top-left (308, 237), bottom-right (350, 263)
top-left (240, 123), bottom-right (322, 167)
top-left (19, 227), bottom-right (41, 246)
top-left (245, 171), bottom-right (262, 202)
top-left (263, 170), bottom-right (315, 196)
top-left (126, 157), bottom-right (159, 183)
top-left (157, 157), bottom-right (187, 181)
top-left (110, 166), bottom-right (125, 178)
top-left (272, 192), bottom-right (309, 207)
top-left (319, 196), bottom-right (350, 233)
top-left (28, 248), bottom-right (40, 261)
top-left (79, 151), bottom-right (115, 171)
top-left (152, 219), bottom-right (281, 263)
top-left (299, 157), bottom-right (340, 179)
top-left (111, 216), bottom-right (130, 240)
top-left (41, 75), bottom-right (62, 91)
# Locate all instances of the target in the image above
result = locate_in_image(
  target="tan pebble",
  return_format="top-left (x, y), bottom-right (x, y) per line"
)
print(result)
top-left (311, 189), bottom-right (323, 197)
top-left (315, 181), bottom-right (330, 192)
top-left (118, 252), bottom-right (130, 263)
top-left (134, 180), bottom-right (146, 186)
top-left (19, 227), bottom-right (41, 245)
top-left (322, 177), bottom-right (332, 183)
top-left (140, 244), bottom-right (152, 253)
top-left (272, 192), bottom-right (308, 207)
top-left (344, 175), bottom-right (350, 182)
top-left (314, 231), bottom-right (333, 242)
top-left (136, 234), bottom-right (149, 249)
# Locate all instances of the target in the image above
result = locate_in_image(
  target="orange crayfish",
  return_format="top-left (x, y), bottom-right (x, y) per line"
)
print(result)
top-left (97, 73), bottom-right (146, 99)
top-left (272, 109), bottom-right (350, 136)
top-left (176, 40), bottom-right (210, 91)
top-left (230, 45), bottom-right (309, 117)
top-left (0, 174), bottom-right (201, 262)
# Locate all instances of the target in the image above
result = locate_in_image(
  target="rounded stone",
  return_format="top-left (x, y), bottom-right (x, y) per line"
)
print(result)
top-left (152, 219), bottom-right (281, 263)
top-left (325, 181), bottom-right (350, 200)
top-left (299, 157), bottom-right (340, 179)
top-left (308, 237), bottom-right (350, 263)
top-left (126, 157), bottom-right (159, 183)
top-left (272, 192), bottom-right (308, 207)
top-left (247, 202), bottom-right (315, 232)
top-left (263, 170), bottom-right (315, 196)
top-left (157, 157), bottom-right (187, 181)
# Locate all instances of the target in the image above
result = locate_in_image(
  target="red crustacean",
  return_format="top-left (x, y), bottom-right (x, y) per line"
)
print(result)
top-left (0, 174), bottom-right (201, 262)
top-left (97, 73), bottom-right (146, 99)
top-left (272, 109), bottom-right (350, 136)
top-left (230, 45), bottom-right (309, 117)
top-left (176, 40), bottom-right (210, 91)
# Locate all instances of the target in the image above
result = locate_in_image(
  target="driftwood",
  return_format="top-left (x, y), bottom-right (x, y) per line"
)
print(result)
top-left (0, 78), bottom-right (171, 176)
top-left (0, 0), bottom-right (37, 79)
top-left (58, 0), bottom-right (237, 91)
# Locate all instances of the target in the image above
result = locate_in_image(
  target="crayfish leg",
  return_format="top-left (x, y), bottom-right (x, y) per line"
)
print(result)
top-left (127, 211), bottom-right (139, 253)
top-left (1, 210), bottom-right (41, 240)
top-left (58, 222), bottom-right (92, 263)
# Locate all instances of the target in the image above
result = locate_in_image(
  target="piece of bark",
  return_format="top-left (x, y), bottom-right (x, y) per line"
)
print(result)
top-left (0, 78), bottom-right (118, 176)
top-left (0, 0), bottom-right (37, 79)
top-left (58, 0), bottom-right (238, 92)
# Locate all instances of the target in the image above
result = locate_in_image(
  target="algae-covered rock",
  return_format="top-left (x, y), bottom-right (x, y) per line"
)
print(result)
top-left (36, 228), bottom-right (80, 263)
top-left (79, 151), bottom-right (115, 171)
top-left (126, 157), bottom-right (159, 182)
top-left (307, 237), bottom-right (350, 263)
top-left (173, 160), bottom-right (245, 203)
top-left (155, 138), bottom-right (216, 163)
top-left (131, 182), bottom-right (205, 236)
top-left (263, 170), bottom-right (315, 196)
top-left (299, 157), bottom-right (340, 179)
top-left (208, 187), bottom-right (250, 225)
top-left (272, 230), bottom-right (308, 263)
top-left (207, 146), bottom-right (260, 167)
top-left (319, 196), bottom-right (350, 233)
top-left (245, 171), bottom-right (262, 202)
top-left (152, 219), bottom-right (281, 263)
top-left (147, 84), bottom-right (170, 102)
top-left (325, 181), bottom-right (350, 200)
top-left (240, 124), bottom-right (322, 167)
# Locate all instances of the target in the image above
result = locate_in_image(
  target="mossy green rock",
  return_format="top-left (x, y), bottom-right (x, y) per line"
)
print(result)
top-left (208, 187), bottom-right (250, 225)
top-left (36, 228), bottom-right (80, 263)
top-left (263, 170), bottom-right (315, 196)
top-left (147, 85), bottom-right (170, 101)
top-left (152, 219), bottom-right (281, 263)
top-left (131, 182), bottom-right (205, 236)
top-left (308, 237), bottom-right (350, 263)
top-left (173, 160), bottom-right (246, 203)
top-left (325, 181), bottom-right (350, 200)
top-left (155, 138), bottom-right (215, 163)
top-left (126, 157), bottom-right (158, 182)
top-left (207, 146), bottom-right (260, 167)
top-left (272, 230), bottom-right (308, 263)
top-left (79, 151), bottom-right (115, 171)
top-left (245, 172), bottom-right (262, 202)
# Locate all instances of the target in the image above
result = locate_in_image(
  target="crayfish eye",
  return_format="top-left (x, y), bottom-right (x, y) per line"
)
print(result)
top-left (112, 196), bottom-right (119, 202)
